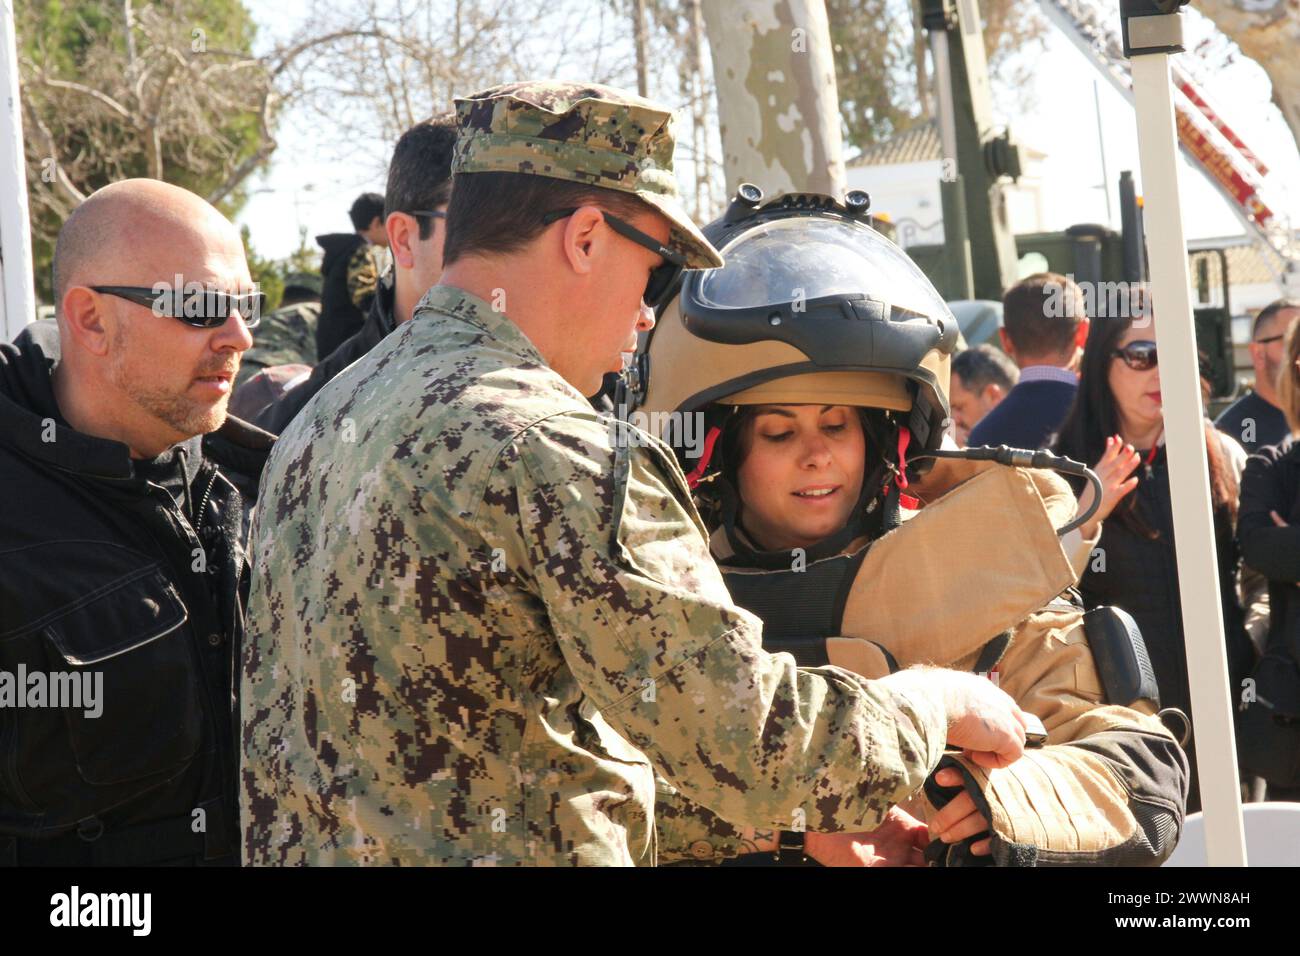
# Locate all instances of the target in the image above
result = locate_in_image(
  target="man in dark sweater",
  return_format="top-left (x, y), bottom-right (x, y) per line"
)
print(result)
top-left (0, 179), bottom-right (272, 866)
top-left (968, 272), bottom-right (1089, 451)
top-left (315, 192), bottom-right (389, 359)
top-left (1215, 298), bottom-right (1298, 453)
top-left (249, 115), bottom-right (457, 434)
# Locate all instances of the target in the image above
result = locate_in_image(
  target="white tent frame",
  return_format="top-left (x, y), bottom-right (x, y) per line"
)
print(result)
top-left (1, 0), bottom-right (36, 341)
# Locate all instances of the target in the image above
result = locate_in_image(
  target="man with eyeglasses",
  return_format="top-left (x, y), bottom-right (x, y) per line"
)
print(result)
top-left (241, 81), bottom-right (1029, 866)
top-left (1216, 299), bottom-right (1300, 454)
top-left (0, 178), bottom-right (274, 866)
top-left (247, 114), bottom-right (458, 434)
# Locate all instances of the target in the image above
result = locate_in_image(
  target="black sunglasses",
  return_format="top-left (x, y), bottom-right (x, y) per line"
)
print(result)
top-left (541, 207), bottom-right (685, 307)
top-left (92, 285), bottom-right (265, 329)
top-left (1113, 340), bottom-right (1158, 371)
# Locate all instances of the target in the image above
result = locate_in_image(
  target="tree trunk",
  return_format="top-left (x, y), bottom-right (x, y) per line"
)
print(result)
top-left (1195, 0), bottom-right (1300, 154)
top-left (700, 0), bottom-right (845, 198)
top-left (913, 0), bottom-right (930, 120)
top-left (633, 0), bottom-right (649, 98)
top-left (687, 0), bottom-right (712, 217)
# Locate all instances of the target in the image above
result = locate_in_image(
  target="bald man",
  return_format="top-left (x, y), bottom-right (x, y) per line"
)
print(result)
top-left (0, 179), bottom-right (273, 866)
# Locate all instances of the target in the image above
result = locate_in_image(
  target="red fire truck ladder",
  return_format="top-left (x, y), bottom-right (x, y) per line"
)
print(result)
top-left (1036, 0), bottom-right (1299, 290)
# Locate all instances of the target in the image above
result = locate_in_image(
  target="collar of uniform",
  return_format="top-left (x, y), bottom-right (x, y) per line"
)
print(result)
top-left (372, 268), bottom-right (398, 335)
top-left (1017, 364), bottom-right (1078, 386)
top-left (416, 284), bottom-right (550, 369)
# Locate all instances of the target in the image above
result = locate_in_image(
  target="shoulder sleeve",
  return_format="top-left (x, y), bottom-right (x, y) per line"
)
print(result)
top-left (484, 413), bottom-right (949, 834)
top-left (1239, 446), bottom-right (1300, 581)
top-left (346, 246), bottom-right (379, 310)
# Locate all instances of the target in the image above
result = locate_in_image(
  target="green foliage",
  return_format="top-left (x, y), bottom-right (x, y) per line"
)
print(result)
top-left (827, 0), bottom-right (1046, 151)
top-left (242, 225), bottom-right (284, 312)
top-left (19, 0), bottom-right (270, 302)
top-left (285, 230), bottom-right (322, 276)
top-left (827, 0), bottom-right (918, 149)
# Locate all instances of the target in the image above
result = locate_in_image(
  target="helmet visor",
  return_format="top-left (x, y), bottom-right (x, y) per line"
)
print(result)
top-left (694, 216), bottom-right (952, 322)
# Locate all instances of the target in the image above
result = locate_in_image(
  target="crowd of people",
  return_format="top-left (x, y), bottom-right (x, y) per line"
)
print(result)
top-left (954, 275), bottom-right (1300, 811)
top-left (0, 75), bottom-right (1294, 867)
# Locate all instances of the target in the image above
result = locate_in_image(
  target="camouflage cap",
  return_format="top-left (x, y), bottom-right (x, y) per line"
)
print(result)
top-left (453, 80), bottom-right (723, 270)
top-left (282, 271), bottom-right (322, 297)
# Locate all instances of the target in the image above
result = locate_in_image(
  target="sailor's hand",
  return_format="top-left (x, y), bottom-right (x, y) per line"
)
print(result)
top-left (938, 671), bottom-right (1029, 769)
top-left (805, 806), bottom-right (929, 867)
top-left (881, 669), bottom-right (1029, 769)
top-left (1077, 435), bottom-right (1141, 539)
top-left (929, 766), bottom-right (993, 857)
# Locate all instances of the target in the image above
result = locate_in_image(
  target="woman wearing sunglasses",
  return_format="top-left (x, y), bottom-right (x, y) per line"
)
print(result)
top-left (1236, 304), bottom-right (1300, 801)
top-left (1054, 310), bottom-right (1250, 812)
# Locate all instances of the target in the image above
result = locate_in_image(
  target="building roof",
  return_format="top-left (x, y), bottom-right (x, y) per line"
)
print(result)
top-left (849, 120), bottom-right (943, 168)
top-left (847, 118), bottom-right (1047, 169)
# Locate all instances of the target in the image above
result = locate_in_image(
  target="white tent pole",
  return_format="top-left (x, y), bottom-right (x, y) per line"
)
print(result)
top-left (1127, 11), bottom-right (1246, 866)
top-left (0, 0), bottom-right (36, 341)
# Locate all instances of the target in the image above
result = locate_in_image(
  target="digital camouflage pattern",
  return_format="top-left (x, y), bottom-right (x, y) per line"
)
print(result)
top-left (453, 80), bottom-right (723, 269)
top-left (283, 271), bottom-right (323, 299)
top-left (240, 285), bottom-right (949, 866)
top-left (345, 243), bottom-right (380, 312)
top-left (235, 302), bottom-right (321, 389)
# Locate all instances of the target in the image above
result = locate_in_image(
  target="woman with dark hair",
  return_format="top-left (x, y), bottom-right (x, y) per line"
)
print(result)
top-left (1237, 306), bottom-right (1300, 800)
top-left (1054, 310), bottom-right (1250, 811)
top-left (636, 194), bottom-right (1187, 866)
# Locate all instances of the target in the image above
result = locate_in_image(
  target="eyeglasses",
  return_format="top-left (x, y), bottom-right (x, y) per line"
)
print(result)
top-left (541, 207), bottom-right (685, 306)
top-left (1113, 340), bottom-right (1158, 371)
top-left (1254, 334), bottom-right (1285, 346)
top-left (407, 210), bottom-right (446, 220)
top-left (92, 285), bottom-right (265, 329)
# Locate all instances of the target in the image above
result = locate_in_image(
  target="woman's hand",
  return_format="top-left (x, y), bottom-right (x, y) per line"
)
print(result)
top-left (928, 766), bottom-right (993, 857)
top-left (804, 805), bottom-right (930, 866)
top-left (1076, 435), bottom-right (1142, 540)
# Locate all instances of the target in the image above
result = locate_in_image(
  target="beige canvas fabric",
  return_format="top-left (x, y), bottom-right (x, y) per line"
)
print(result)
top-left (825, 638), bottom-right (893, 679)
top-left (822, 466), bottom-right (1173, 857)
top-left (936, 607), bottom-right (1171, 854)
top-left (834, 573), bottom-right (1171, 857)
top-left (840, 465), bottom-right (1077, 664)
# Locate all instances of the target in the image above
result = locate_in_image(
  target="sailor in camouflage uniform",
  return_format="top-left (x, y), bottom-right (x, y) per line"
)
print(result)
top-left (233, 273), bottom-right (321, 390)
top-left (239, 81), bottom-right (1031, 866)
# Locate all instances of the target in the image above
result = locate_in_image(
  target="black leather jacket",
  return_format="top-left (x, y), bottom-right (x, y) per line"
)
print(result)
top-left (257, 270), bottom-right (398, 435)
top-left (1240, 436), bottom-right (1300, 655)
top-left (1077, 444), bottom-right (1248, 811)
top-left (316, 232), bottom-right (371, 360)
top-left (0, 321), bottom-right (272, 864)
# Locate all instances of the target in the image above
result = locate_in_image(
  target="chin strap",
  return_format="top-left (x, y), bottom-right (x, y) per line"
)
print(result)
top-left (685, 426), bottom-right (723, 490)
top-left (895, 426), bottom-right (912, 490)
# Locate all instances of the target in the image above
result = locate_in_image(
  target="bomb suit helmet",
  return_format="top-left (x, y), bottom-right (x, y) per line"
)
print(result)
top-left (632, 187), bottom-right (959, 511)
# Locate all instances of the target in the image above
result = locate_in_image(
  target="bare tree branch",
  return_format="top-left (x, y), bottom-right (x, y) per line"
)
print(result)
top-left (32, 74), bottom-right (133, 119)
top-left (22, 99), bottom-right (89, 207)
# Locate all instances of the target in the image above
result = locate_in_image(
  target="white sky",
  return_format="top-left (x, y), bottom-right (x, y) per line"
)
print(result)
top-left (237, 0), bottom-right (1300, 261)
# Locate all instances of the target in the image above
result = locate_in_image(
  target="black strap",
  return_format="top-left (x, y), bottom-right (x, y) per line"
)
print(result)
top-left (973, 631), bottom-right (1013, 675)
top-left (1, 797), bottom-right (233, 867)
